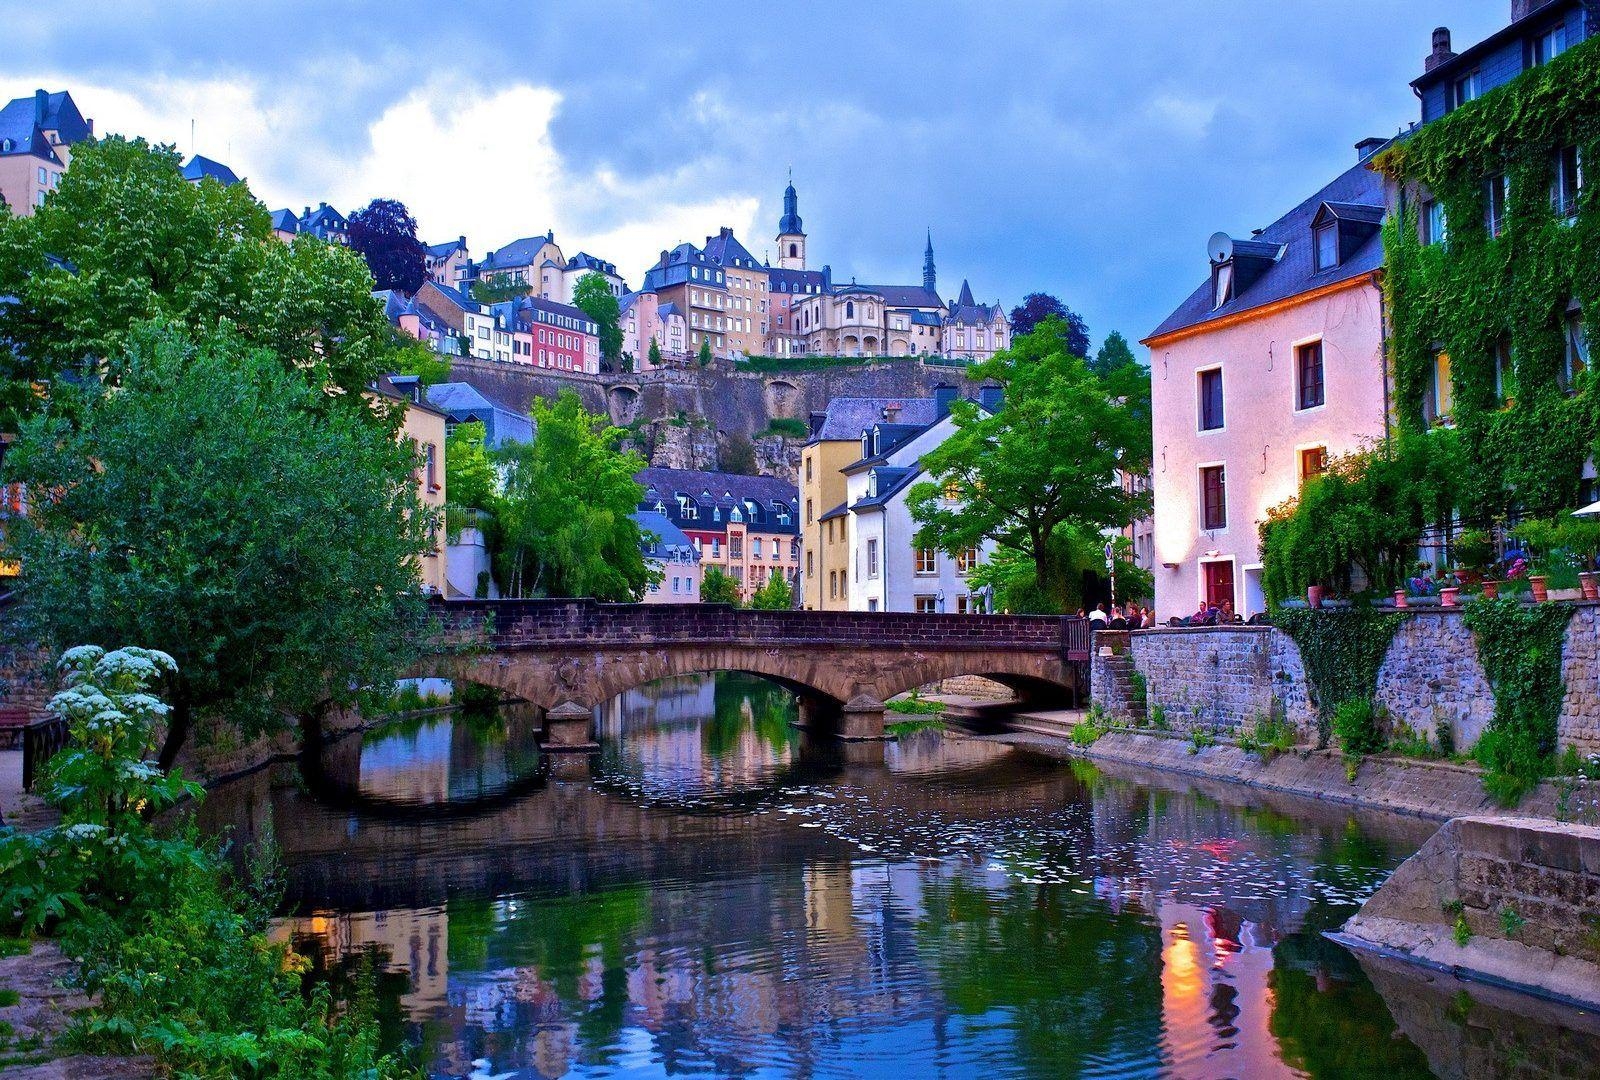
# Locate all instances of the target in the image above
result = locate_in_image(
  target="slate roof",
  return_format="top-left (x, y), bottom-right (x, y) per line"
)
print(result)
top-left (269, 208), bottom-right (300, 234)
top-left (0, 90), bottom-right (90, 159)
top-left (0, 104), bottom-right (57, 163)
top-left (766, 266), bottom-right (830, 294)
top-left (425, 382), bottom-right (534, 447)
top-left (301, 203), bottom-right (347, 238)
top-left (818, 500), bottom-right (850, 523)
top-left (565, 251), bottom-right (617, 275)
top-left (639, 243), bottom-right (726, 292)
top-left (1414, 0), bottom-right (1585, 91)
top-left (1145, 147), bottom-right (1391, 342)
top-left (421, 280), bottom-right (479, 315)
top-left (180, 155), bottom-right (240, 186)
top-left (656, 301), bottom-right (684, 319)
top-left (811, 397), bottom-right (941, 442)
top-left (944, 279), bottom-right (1005, 325)
top-left (703, 228), bottom-right (762, 270)
top-left (426, 238), bottom-right (466, 259)
top-left (851, 466), bottom-right (921, 511)
top-left (480, 233), bottom-right (557, 271)
top-left (633, 510), bottom-right (697, 559)
top-left (503, 294), bottom-right (598, 334)
top-left (636, 467), bottom-right (800, 537)
top-left (863, 284), bottom-right (944, 309)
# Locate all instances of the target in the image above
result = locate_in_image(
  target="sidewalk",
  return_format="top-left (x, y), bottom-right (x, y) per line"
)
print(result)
top-left (0, 750), bottom-right (56, 831)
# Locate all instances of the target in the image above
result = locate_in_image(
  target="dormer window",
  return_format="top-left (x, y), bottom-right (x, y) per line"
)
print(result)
top-left (1213, 262), bottom-right (1234, 309)
top-left (861, 432), bottom-right (871, 458)
top-left (1313, 222), bottom-right (1339, 271)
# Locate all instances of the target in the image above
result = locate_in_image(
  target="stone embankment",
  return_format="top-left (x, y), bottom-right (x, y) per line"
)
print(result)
top-left (1339, 816), bottom-right (1600, 1009)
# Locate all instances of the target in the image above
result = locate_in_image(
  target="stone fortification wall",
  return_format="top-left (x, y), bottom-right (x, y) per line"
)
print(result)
top-left (1090, 607), bottom-right (1600, 754)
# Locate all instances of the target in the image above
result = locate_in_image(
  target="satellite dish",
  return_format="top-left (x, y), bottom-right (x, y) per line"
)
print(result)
top-left (1207, 232), bottom-right (1235, 264)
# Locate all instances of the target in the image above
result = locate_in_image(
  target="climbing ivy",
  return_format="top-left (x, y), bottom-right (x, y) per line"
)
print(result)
top-left (1461, 596), bottom-right (1575, 803)
top-left (1375, 37), bottom-right (1600, 519)
top-left (1273, 609), bottom-right (1406, 746)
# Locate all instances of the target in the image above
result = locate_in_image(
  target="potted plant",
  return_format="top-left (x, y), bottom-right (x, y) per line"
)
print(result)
top-left (1307, 584), bottom-right (1324, 609)
top-left (1438, 569), bottom-right (1461, 608)
top-left (1456, 528), bottom-right (1496, 595)
top-left (1406, 563), bottom-right (1438, 605)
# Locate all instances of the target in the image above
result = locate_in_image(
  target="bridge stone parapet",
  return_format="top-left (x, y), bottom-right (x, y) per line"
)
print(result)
top-left (422, 599), bottom-right (1089, 744)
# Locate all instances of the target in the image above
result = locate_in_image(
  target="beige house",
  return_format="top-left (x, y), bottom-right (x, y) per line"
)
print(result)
top-left (425, 237), bottom-right (471, 289)
top-left (941, 281), bottom-right (1010, 360)
top-left (374, 375), bottom-right (448, 595)
top-left (0, 89), bottom-right (93, 215)
top-left (703, 228), bottom-right (769, 357)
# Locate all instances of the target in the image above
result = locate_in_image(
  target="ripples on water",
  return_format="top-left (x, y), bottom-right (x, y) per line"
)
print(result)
top-left (194, 674), bottom-right (1599, 1079)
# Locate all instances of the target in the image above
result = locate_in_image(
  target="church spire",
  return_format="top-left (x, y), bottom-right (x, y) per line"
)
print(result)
top-left (923, 228), bottom-right (936, 294)
top-left (778, 172), bottom-right (804, 237)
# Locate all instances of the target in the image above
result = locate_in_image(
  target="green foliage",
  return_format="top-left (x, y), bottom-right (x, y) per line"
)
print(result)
top-left (386, 330), bottom-right (452, 389)
top-left (721, 433), bottom-right (759, 476)
top-left (572, 273), bottom-right (623, 367)
top-left (1454, 915), bottom-right (1473, 948)
top-left (697, 338), bottom-right (713, 368)
top-left (759, 417), bottom-right (809, 439)
top-left (647, 339), bottom-right (663, 368)
top-left (1236, 713), bottom-right (1297, 763)
top-left (1331, 699), bottom-right (1385, 758)
top-left (1499, 905), bottom-right (1526, 939)
top-left (0, 137), bottom-right (397, 429)
top-left (1377, 38), bottom-right (1600, 519)
top-left (444, 420), bottom-right (498, 513)
top-left (1273, 610), bottom-right (1406, 745)
top-left (886, 691), bottom-right (944, 715)
top-left (968, 528), bottom-right (1150, 614)
top-left (470, 272), bottom-right (529, 304)
top-left (4, 324), bottom-right (433, 763)
top-left (1260, 436), bottom-right (1460, 604)
top-left (1463, 596), bottom-right (1575, 802)
top-left (0, 648), bottom-right (414, 1076)
top-left (699, 565), bottom-right (742, 607)
top-left (909, 318), bottom-right (1152, 612)
top-left (1388, 721), bottom-right (1445, 760)
top-left (495, 390), bottom-right (653, 601)
top-left (1070, 716), bottom-right (1107, 746)
top-left (748, 572), bottom-right (794, 610)
top-left (1149, 705), bottom-right (1169, 731)
top-left (453, 681), bottom-right (501, 714)
top-left (1090, 331), bottom-right (1138, 376)
top-left (1187, 728), bottom-right (1216, 754)
top-left (885, 716), bottom-right (946, 737)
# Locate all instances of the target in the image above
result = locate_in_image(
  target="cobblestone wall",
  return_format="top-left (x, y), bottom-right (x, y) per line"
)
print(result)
top-left (1093, 607), bottom-right (1600, 754)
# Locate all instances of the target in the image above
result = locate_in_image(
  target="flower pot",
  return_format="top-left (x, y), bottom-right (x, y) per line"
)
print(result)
top-left (1582, 572), bottom-right (1599, 602)
top-left (1530, 575), bottom-right (1549, 603)
top-left (1393, 590), bottom-right (1408, 609)
top-left (1307, 585), bottom-right (1324, 609)
top-left (1481, 580), bottom-right (1500, 599)
top-left (1440, 586), bottom-right (1459, 608)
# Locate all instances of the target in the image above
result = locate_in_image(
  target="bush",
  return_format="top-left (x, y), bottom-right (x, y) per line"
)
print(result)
top-left (1236, 713), bottom-right (1297, 763)
top-left (1331, 699), bottom-right (1385, 758)
top-left (1474, 725), bottom-right (1550, 806)
top-left (758, 418), bottom-right (808, 439)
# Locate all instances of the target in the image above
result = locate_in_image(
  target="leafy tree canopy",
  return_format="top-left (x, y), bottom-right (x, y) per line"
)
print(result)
top-left (698, 338), bottom-right (713, 367)
top-left (387, 326), bottom-right (452, 387)
top-left (1091, 331), bottom-right (1140, 376)
top-left (494, 390), bottom-right (653, 601)
top-left (471, 272), bottom-right (529, 304)
top-left (970, 528), bottom-right (1151, 614)
top-left (445, 420), bottom-right (499, 513)
top-left (749, 571), bottom-right (793, 610)
top-left (647, 338), bottom-right (663, 368)
top-left (0, 136), bottom-right (396, 429)
top-left (3, 322), bottom-right (434, 765)
top-left (1008, 293), bottom-right (1089, 354)
top-left (348, 197), bottom-right (426, 294)
top-left (572, 273), bottom-right (623, 367)
top-left (700, 565), bottom-right (742, 607)
top-left (909, 317), bottom-right (1152, 612)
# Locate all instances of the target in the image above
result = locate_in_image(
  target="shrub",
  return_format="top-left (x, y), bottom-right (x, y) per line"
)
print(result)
top-left (1187, 728), bottom-right (1216, 754)
top-left (1474, 724), bottom-right (1550, 806)
top-left (759, 418), bottom-right (808, 439)
top-left (1069, 717), bottom-right (1106, 746)
top-left (1331, 698), bottom-right (1385, 758)
top-left (1237, 713), bottom-right (1297, 763)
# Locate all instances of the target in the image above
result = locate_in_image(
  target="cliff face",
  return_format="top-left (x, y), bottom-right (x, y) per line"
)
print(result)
top-left (447, 357), bottom-right (978, 482)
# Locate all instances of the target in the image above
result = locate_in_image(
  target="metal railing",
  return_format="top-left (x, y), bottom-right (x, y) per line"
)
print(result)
top-left (22, 716), bottom-right (67, 792)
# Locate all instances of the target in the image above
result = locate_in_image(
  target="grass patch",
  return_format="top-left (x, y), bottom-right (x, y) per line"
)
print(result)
top-left (0, 990), bottom-right (18, 1007)
top-left (887, 717), bottom-right (946, 737)
top-left (757, 418), bottom-right (809, 439)
top-left (737, 355), bottom-right (879, 374)
top-left (1236, 713), bottom-right (1297, 763)
top-left (886, 692), bottom-right (944, 716)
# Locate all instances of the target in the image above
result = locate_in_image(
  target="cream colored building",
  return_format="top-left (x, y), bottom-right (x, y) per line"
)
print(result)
top-left (375, 375), bottom-right (449, 595)
top-left (703, 228), bottom-right (769, 357)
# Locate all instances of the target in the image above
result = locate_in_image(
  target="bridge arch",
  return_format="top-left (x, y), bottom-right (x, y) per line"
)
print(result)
top-left (608, 384), bottom-right (642, 426)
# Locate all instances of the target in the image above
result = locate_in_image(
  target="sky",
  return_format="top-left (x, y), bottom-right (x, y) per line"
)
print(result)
top-left (4, 0), bottom-right (1512, 349)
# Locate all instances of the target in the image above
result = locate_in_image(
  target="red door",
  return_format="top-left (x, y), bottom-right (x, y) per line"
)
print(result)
top-left (1203, 561), bottom-right (1235, 610)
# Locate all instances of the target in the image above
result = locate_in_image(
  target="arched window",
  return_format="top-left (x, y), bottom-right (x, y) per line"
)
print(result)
top-left (846, 301), bottom-right (855, 319)
top-left (789, 243), bottom-right (797, 257)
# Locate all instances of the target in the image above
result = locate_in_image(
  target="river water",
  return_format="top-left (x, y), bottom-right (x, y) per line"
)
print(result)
top-left (199, 674), bottom-right (1600, 1079)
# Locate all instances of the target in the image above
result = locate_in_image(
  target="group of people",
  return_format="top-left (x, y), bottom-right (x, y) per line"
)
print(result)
top-left (1183, 598), bottom-right (1244, 626)
top-left (1083, 603), bottom-right (1155, 629)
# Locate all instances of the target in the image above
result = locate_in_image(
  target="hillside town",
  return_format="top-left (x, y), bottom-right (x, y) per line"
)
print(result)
top-left (1, 2), bottom-right (1599, 1078)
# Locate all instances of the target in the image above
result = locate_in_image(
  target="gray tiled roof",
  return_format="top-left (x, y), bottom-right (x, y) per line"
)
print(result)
top-left (269, 208), bottom-right (299, 233)
top-left (426, 382), bottom-right (534, 448)
top-left (636, 467), bottom-right (800, 536)
top-left (812, 397), bottom-right (941, 441)
top-left (1146, 147), bottom-right (1391, 342)
top-left (851, 466), bottom-right (921, 511)
top-left (862, 284), bottom-right (943, 309)
top-left (181, 155), bottom-right (240, 186)
top-left (480, 233), bottom-right (556, 271)
top-left (633, 510), bottom-right (697, 557)
top-left (703, 229), bottom-right (762, 270)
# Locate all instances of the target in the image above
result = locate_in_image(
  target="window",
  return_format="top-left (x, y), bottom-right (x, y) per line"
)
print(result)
top-left (1494, 338), bottom-right (1513, 403)
top-left (914, 595), bottom-right (938, 614)
top-left (1296, 341), bottom-right (1325, 410)
top-left (1314, 222), bottom-right (1339, 271)
top-left (956, 594), bottom-right (972, 615)
top-left (1565, 307), bottom-right (1589, 390)
top-left (867, 538), bottom-right (879, 578)
top-left (1451, 70), bottom-right (1481, 110)
top-left (1423, 199), bottom-right (1448, 246)
top-left (671, 577), bottom-right (680, 594)
top-left (956, 547), bottom-right (979, 574)
top-left (805, 456), bottom-right (813, 482)
top-left (1552, 146), bottom-right (1583, 221)
top-left (1213, 262), bottom-right (1233, 309)
top-left (1424, 351), bottom-right (1454, 425)
top-left (424, 443), bottom-right (439, 491)
top-left (829, 571), bottom-right (838, 598)
top-left (730, 536), bottom-right (742, 559)
top-left (1530, 24), bottom-right (1566, 66)
top-left (790, 538), bottom-right (799, 559)
top-left (752, 538), bottom-right (762, 559)
top-left (806, 551), bottom-right (814, 577)
top-left (915, 547), bottom-right (937, 574)
top-left (1201, 465), bottom-right (1227, 531)
top-left (805, 499), bottom-right (813, 524)
top-left (1300, 446), bottom-right (1327, 481)
top-left (712, 539), bottom-right (721, 557)
top-left (38, 166), bottom-right (47, 185)
top-left (1198, 368), bottom-right (1224, 431)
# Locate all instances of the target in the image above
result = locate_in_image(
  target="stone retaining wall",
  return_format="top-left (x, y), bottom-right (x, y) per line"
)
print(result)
top-left (1091, 607), bottom-right (1600, 753)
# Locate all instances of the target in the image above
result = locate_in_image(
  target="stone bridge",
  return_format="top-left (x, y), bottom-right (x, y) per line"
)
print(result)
top-left (419, 599), bottom-right (1090, 747)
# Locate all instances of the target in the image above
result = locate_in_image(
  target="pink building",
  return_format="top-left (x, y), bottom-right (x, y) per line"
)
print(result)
top-left (1144, 142), bottom-right (1393, 620)
top-left (620, 290), bottom-right (688, 369)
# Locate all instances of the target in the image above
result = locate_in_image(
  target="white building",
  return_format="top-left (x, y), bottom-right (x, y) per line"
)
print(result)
top-left (842, 406), bottom-right (994, 613)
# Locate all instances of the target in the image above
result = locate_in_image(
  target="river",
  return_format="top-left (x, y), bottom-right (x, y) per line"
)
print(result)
top-left (197, 673), bottom-right (1600, 1079)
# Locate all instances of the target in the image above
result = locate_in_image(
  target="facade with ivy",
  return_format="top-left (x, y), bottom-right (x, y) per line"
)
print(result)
top-left (1379, 0), bottom-right (1598, 520)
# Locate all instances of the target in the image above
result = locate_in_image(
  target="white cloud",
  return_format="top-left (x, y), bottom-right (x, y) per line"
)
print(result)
top-left (2, 72), bottom-right (766, 289)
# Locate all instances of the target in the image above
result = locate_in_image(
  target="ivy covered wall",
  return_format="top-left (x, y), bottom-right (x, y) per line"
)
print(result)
top-left (1377, 37), bottom-right (1600, 519)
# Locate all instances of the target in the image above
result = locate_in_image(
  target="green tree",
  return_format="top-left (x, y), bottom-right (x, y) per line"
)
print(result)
top-left (698, 338), bottom-right (713, 367)
top-left (0, 136), bottom-right (395, 428)
top-left (445, 420), bottom-right (498, 512)
top-left (970, 528), bottom-right (1151, 614)
top-left (572, 272), bottom-right (623, 368)
top-left (722, 433), bottom-right (759, 475)
top-left (700, 565), bottom-right (742, 606)
top-left (1091, 331), bottom-right (1139, 376)
top-left (749, 571), bottom-right (793, 610)
top-left (648, 338), bottom-right (664, 368)
top-left (494, 390), bottom-right (653, 600)
top-left (388, 327), bottom-right (452, 387)
top-left (3, 323), bottom-right (435, 766)
top-left (909, 317), bottom-right (1152, 613)
top-left (471, 272), bottom-right (529, 304)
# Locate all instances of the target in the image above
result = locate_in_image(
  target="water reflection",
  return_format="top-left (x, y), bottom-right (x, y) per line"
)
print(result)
top-left (192, 674), bottom-right (1597, 1079)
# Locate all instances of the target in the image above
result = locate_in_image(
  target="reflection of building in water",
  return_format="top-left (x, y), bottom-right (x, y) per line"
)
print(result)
top-left (601, 675), bottom-right (797, 790)
top-left (353, 713), bottom-right (543, 807)
top-left (598, 675), bottom-right (717, 733)
top-left (1158, 903), bottom-right (1282, 1078)
top-left (280, 906), bottom-right (452, 1017)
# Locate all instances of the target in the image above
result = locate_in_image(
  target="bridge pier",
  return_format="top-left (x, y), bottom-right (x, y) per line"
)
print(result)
top-left (840, 695), bottom-right (887, 742)
top-left (542, 701), bottom-right (600, 754)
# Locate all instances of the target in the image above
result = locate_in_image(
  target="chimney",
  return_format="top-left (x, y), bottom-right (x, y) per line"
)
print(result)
top-left (659, 249), bottom-right (670, 268)
top-left (978, 385), bottom-right (1004, 413)
top-left (458, 235), bottom-right (466, 248)
top-left (303, 205), bottom-right (311, 219)
top-left (1425, 27), bottom-right (1456, 72)
top-left (933, 383), bottom-right (956, 419)
top-left (883, 403), bottom-right (902, 423)
top-left (34, 89), bottom-right (47, 124)
top-left (1512, 0), bottom-right (1551, 21)
top-left (720, 226), bottom-right (732, 238)
top-left (1355, 136), bottom-right (1387, 162)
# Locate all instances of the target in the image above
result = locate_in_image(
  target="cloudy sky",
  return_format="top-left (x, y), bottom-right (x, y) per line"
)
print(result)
top-left (7, 0), bottom-right (1510, 348)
